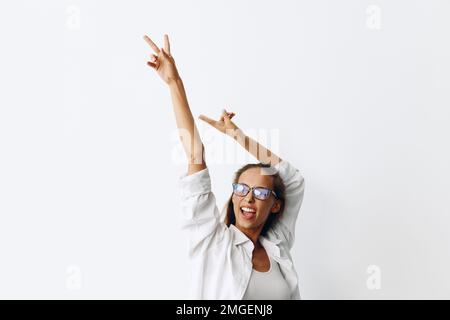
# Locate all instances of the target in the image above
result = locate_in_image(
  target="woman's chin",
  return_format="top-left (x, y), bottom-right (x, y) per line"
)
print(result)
top-left (236, 214), bottom-right (258, 228)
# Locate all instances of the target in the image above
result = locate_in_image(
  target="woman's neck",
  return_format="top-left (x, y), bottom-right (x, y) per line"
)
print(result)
top-left (236, 224), bottom-right (263, 248)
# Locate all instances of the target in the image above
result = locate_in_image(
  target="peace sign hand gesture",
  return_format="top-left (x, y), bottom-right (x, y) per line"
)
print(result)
top-left (199, 109), bottom-right (239, 136)
top-left (143, 34), bottom-right (181, 85)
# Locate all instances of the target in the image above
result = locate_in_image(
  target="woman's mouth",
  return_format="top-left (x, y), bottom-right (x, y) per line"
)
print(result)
top-left (240, 206), bottom-right (256, 220)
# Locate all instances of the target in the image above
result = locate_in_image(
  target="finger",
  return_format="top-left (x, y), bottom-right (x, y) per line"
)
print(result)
top-left (150, 54), bottom-right (158, 62)
top-left (160, 47), bottom-right (168, 57)
top-left (147, 61), bottom-right (157, 69)
top-left (143, 35), bottom-right (161, 54)
top-left (164, 34), bottom-right (171, 55)
top-left (222, 109), bottom-right (234, 121)
top-left (198, 114), bottom-right (216, 126)
top-left (222, 109), bottom-right (234, 116)
top-left (220, 110), bottom-right (227, 122)
top-left (222, 110), bottom-right (234, 124)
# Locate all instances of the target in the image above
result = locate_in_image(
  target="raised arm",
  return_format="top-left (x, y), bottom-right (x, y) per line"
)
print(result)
top-left (199, 109), bottom-right (282, 166)
top-left (144, 34), bottom-right (205, 175)
top-left (199, 110), bottom-right (305, 249)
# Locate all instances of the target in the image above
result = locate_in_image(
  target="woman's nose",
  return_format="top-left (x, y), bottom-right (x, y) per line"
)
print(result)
top-left (244, 190), bottom-right (255, 202)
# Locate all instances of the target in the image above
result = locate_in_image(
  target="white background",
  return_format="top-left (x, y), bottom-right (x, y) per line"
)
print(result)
top-left (0, 0), bottom-right (449, 299)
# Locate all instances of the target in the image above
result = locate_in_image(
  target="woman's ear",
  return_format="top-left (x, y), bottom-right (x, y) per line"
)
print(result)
top-left (270, 200), bottom-right (282, 214)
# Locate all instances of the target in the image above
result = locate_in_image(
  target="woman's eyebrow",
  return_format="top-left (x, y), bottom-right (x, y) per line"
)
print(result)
top-left (239, 182), bottom-right (272, 189)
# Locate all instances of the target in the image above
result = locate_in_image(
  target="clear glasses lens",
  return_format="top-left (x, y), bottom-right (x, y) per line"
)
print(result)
top-left (233, 183), bottom-right (272, 200)
top-left (254, 188), bottom-right (270, 200)
top-left (233, 183), bottom-right (249, 196)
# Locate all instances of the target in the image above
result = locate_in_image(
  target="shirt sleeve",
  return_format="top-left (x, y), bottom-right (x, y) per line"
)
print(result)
top-left (271, 160), bottom-right (305, 250)
top-left (179, 167), bottom-right (227, 257)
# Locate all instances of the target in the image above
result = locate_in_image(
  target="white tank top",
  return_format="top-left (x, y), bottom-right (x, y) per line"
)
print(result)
top-left (242, 256), bottom-right (291, 300)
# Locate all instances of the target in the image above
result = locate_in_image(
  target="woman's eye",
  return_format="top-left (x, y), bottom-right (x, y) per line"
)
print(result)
top-left (257, 189), bottom-right (269, 197)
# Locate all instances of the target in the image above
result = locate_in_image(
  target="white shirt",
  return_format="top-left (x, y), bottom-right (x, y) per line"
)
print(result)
top-left (179, 160), bottom-right (305, 300)
top-left (242, 256), bottom-right (291, 300)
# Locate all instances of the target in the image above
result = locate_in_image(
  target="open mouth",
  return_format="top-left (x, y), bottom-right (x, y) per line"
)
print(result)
top-left (240, 206), bottom-right (256, 220)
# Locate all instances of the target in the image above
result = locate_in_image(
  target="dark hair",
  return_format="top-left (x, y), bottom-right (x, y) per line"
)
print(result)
top-left (224, 162), bottom-right (286, 237)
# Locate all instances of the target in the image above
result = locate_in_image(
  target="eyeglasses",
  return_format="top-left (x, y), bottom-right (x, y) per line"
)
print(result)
top-left (232, 182), bottom-right (277, 201)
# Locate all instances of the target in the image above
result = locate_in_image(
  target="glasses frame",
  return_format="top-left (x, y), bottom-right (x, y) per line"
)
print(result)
top-left (232, 182), bottom-right (278, 200)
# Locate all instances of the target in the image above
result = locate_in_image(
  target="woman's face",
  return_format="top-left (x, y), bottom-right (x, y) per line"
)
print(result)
top-left (232, 167), bottom-right (281, 232)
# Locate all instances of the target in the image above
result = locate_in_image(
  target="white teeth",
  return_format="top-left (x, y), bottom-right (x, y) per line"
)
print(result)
top-left (241, 207), bottom-right (256, 213)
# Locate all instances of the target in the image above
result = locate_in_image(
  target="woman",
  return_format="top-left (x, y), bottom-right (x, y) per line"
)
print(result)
top-left (144, 34), bottom-right (305, 300)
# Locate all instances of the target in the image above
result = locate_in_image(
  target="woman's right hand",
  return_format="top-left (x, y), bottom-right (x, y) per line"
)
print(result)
top-left (143, 34), bottom-right (181, 85)
top-left (199, 109), bottom-right (239, 136)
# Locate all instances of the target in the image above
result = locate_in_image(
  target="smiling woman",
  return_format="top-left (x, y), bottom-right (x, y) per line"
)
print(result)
top-left (226, 163), bottom-right (286, 238)
top-left (144, 34), bottom-right (305, 300)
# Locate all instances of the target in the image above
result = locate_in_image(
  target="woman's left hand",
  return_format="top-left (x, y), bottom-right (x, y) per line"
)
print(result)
top-left (199, 109), bottom-right (239, 135)
top-left (143, 34), bottom-right (181, 86)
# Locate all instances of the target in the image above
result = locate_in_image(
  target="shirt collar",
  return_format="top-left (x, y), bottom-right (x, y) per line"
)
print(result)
top-left (229, 224), bottom-right (282, 257)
